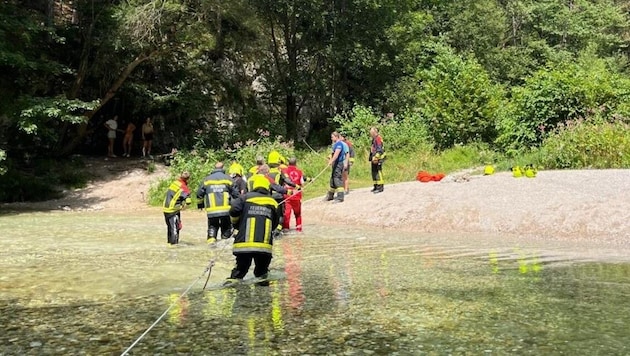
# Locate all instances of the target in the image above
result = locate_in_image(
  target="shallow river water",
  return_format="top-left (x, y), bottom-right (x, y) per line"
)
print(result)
top-left (1, 209), bottom-right (629, 355)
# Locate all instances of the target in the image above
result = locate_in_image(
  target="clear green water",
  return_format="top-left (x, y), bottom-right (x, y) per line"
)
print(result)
top-left (1, 210), bottom-right (629, 355)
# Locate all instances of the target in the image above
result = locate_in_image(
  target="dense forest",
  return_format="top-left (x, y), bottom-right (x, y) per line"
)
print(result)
top-left (1, 0), bottom-right (630, 201)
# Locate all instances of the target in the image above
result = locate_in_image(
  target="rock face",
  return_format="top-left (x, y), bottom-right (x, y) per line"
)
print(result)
top-left (305, 169), bottom-right (630, 245)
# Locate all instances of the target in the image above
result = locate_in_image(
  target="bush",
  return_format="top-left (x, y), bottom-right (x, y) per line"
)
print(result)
top-left (496, 54), bottom-right (630, 154)
top-left (539, 117), bottom-right (630, 169)
top-left (415, 46), bottom-right (504, 150)
top-left (332, 105), bottom-right (433, 155)
top-left (147, 132), bottom-right (297, 205)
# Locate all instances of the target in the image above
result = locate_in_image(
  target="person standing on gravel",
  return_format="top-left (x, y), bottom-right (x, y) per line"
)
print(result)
top-left (104, 115), bottom-right (120, 158)
top-left (122, 119), bottom-right (136, 157)
top-left (340, 133), bottom-right (355, 195)
top-left (162, 171), bottom-right (192, 246)
top-left (326, 131), bottom-right (347, 202)
top-left (141, 117), bottom-right (154, 159)
top-left (369, 126), bottom-right (385, 193)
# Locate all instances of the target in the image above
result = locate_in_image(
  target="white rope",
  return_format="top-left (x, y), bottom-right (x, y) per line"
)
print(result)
top-left (120, 259), bottom-right (214, 356)
top-left (278, 165), bottom-right (328, 206)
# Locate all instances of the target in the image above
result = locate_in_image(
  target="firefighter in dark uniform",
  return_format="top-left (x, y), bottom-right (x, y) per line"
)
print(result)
top-left (163, 171), bottom-right (192, 246)
top-left (227, 174), bottom-right (279, 286)
top-left (369, 126), bottom-right (385, 193)
top-left (267, 151), bottom-right (295, 237)
top-left (196, 162), bottom-right (238, 244)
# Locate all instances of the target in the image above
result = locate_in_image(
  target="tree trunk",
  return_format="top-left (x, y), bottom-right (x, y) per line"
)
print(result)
top-left (285, 94), bottom-right (297, 140)
top-left (58, 51), bottom-right (157, 156)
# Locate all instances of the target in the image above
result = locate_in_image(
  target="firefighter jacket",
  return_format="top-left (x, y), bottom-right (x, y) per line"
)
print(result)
top-left (247, 173), bottom-right (288, 200)
top-left (268, 164), bottom-right (295, 200)
top-left (229, 189), bottom-right (279, 254)
top-left (163, 178), bottom-right (191, 214)
top-left (196, 168), bottom-right (237, 217)
top-left (370, 134), bottom-right (385, 161)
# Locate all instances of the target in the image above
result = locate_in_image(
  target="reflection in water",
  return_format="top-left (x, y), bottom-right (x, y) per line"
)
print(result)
top-left (1, 212), bottom-right (630, 354)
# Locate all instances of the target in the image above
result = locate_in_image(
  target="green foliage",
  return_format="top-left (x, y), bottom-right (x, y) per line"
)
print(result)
top-left (147, 133), bottom-right (296, 205)
top-left (332, 105), bottom-right (433, 155)
top-left (18, 96), bottom-right (98, 134)
top-left (0, 156), bottom-right (88, 202)
top-left (496, 54), bottom-right (630, 154)
top-left (539, 117), bottom-right (630, 169)
top-left (416, 46), bottom-right (505, 150)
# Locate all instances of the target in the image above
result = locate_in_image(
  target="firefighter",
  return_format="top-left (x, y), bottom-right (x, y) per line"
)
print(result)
top-left (162, 171), bottom-right (192, 246)
top-left (226, 174), bottom-right (280, 286)
top-left (282, 157), bottom-right (306, 232)
top-left (326, 131), bottom-right (347, 202)
top-left (229, 161), bottom-right (248, 197)
top-left (196, 162), bottom-right (238, 244)
top-left (247, 155), bottom-right (265, 179)
top-left (369, 126), bottom-right (385, 193)
top-left (267, 151), bottom-right (296, 237)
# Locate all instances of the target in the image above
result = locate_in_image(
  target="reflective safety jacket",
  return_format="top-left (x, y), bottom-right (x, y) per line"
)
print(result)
top-left (196, 169), bottom-right (236, 217)
top-left (229, 189), bottom-right (279, 254)
top-left (268, 164), bottom-right (295, 200)
top-left (163, 178), bottom-right (191, 214)
top-left (247, 174), bottom-right (287, 197)
top-left (370, 134), bottom-right (385, 161)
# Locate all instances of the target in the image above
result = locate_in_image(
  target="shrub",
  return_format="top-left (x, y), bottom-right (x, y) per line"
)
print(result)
top-left (496, 54), bottom-right (630, 154)
top-left (415, 46), bottom-right (504, 150)
top-left (147, 132), bottom-right (296, 205)
top-left (539, 117), bottom-right (630, 169)
top-left (332, 105), bottom-right (433, 155)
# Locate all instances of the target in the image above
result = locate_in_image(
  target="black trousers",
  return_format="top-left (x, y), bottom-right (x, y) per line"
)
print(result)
top-left (208, 215), bottom-right (232, 239)
top-left (230, 253), bottom-right (272, 279)
top-left (330, 162), bottom-right (344, 189)
top-left (371, 161), bottom-right (384, 185)
top-left (164, 212), bottom-right (181, 244)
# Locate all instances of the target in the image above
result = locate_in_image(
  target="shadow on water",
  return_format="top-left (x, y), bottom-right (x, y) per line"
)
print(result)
top-left (1, 211), bottom-right (630, 355)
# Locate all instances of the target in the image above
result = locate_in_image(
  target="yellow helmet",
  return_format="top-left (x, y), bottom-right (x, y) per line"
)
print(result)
top-left (251, 174), bottom-right (271, 191)
top-left (228, 162), bottom-right (244, 177)
top-left (268, 150), bottom-right (281, 165)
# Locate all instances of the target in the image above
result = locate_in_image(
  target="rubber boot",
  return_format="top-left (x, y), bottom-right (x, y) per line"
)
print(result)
top-left (370, 184), bottom-right (377, 192)
top-left (373, 184), bottom-right (384, 194)
top-left (207, 226), bottom-right (218, 244)
top-left (334, 191), bottom-right (344, 203)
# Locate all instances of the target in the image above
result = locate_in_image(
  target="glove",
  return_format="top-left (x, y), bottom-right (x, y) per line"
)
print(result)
top-left (287, 190), bottom-right (293, 196)
top-left (296, 185), bottom-right (302, 191)
top-left (185, 197), bottom-right (192, 205)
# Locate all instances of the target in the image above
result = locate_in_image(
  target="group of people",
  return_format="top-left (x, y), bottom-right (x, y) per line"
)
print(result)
top-left (103, 116), bottom-right (155, 159)
top-left (161, 126), bottom-right (386, 286)
top-left (325, 127), bottom-right (385, 202)
top-left (162, 151), bottom-right (311, 285)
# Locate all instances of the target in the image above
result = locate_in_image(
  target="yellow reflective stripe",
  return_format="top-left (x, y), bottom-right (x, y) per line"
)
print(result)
top-left (246, 196), bottom-right (278, 208)
top-left (210, 194), bottom-right (216, 207)
top-left (264, 219), bottom-right (271, 244)
top-left (248, 217), bottom-right (256, 242)
top-left (230, 216), bottom-right (239, 224)
top-left (233, 242), bottom-right (272, 250)
top-left (203, 179), bottom-right (233, 186)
